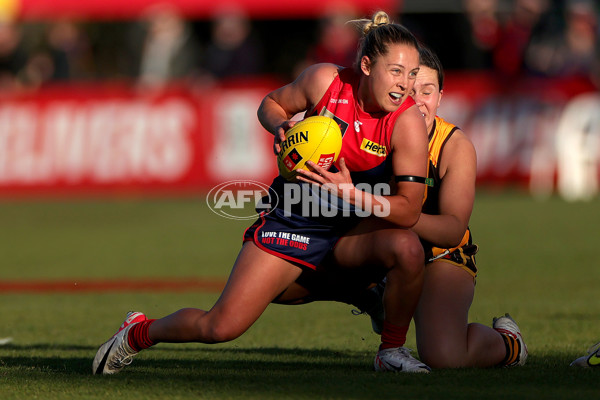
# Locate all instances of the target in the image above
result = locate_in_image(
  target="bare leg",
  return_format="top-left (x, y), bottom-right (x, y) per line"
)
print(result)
top-left (414, 261), bottom-right (506, 368)
top-left (333, 218), bottom-right (424, 328)
top-left (148, 241), bottom-right (303, 344)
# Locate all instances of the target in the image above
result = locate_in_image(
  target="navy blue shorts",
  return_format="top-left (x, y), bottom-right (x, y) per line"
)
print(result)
top-left (243, 207), bottom-right (355, 270)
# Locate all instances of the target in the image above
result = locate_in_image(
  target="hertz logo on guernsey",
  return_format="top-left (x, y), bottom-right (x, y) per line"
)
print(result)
top-left (360, 138), bottom-right (387, 157)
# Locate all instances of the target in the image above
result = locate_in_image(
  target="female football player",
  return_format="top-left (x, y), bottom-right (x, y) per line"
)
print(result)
top-left (409, 46), bottom-right (527, 368)
top-left (344, 46), bottom-right (528, 368)
top-left (283, 45), bottom-right (529, 369)
top-left (92, 11), bottom-right (432, 374)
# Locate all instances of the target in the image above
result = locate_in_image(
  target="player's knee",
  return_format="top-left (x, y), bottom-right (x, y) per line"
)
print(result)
top-left (382, 231), bottom-right (424, 271)
top-left (196, 313), bottom-right (245, 344)
top-left (202, 322), bottom-right (243, 344)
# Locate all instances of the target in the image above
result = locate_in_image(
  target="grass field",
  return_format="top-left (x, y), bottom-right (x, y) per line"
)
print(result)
top-left (1, 190), bottom-right (599, 399)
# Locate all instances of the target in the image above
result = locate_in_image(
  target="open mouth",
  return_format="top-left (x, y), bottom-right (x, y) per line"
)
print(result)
top-left (389, 92), bottom-right (403, 104)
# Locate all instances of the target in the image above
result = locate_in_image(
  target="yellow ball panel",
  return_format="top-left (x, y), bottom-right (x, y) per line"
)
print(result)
top-left (277, 116), bottom-right (343, 181)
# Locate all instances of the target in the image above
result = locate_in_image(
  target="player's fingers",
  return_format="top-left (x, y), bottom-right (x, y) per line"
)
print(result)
top-left (295, 174), bottom-right (312, 183)
top-left (296, 167), bottom-right (324, 183)
top-left (305, 161), bottom-right (327, 176)
top-left (273, 130), bottom-right (286, 154)
top-left (338, 158), bottom-right (353, 181)
top-left (338, 157), bottom-right (348, 172)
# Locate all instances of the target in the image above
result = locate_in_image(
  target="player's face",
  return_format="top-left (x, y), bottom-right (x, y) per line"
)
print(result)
top-left (411, 65), bottom-right (442, 132)
top-left (360, 43), bottom-right (420, 114)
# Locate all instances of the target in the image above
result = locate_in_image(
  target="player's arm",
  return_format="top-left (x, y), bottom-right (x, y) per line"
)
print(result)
top-left (257, 63), bottom-right (340, 153)
top-left (381, 105), bottom-right (430, 228)
top-left (411, 130), bottom-right (477, 248)
top-left (297, 104), bottom-right (428, 228)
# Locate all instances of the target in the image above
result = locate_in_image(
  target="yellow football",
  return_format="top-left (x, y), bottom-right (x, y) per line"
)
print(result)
top-left (277, 116), bottom-right (343, 181)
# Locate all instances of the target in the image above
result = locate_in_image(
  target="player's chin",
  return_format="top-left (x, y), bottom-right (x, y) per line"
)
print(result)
top-left (382, 101), bottom-right (401, 113)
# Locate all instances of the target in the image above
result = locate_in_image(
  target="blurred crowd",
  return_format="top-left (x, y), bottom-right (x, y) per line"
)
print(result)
top-left (0, 0), bottom-right (597, 91)
top-left (406, 0), bottom-right (600, 84)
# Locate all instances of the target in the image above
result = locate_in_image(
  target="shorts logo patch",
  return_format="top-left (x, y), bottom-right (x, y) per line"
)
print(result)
top-left (260, 231), bottom-right (310, 251)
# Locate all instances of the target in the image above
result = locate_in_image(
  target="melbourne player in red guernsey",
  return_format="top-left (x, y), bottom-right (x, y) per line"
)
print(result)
top-left (93, 11), bottom-right (432, 374)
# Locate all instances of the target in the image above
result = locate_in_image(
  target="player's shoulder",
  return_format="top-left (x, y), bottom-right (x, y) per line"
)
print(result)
top-left (443, 124), bottom-right (476, 163)
top-left (392, 101), bottom-right (425, 131)
top-left (295, 63), bottom-right (344, 106)
top-left (435, 116), bottom-right (472, 146)
top-left (389, 103), bottom-right (428, 150)
top-left (446, 126), bottom-right (473, 150)
top-left (300, 63), bottom-right (342, 86)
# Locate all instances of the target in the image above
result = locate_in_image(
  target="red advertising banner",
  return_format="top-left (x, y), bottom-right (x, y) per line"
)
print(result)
top-left (14, 0), bottom-right (397, 21)
top-left (0, 81), bottom-right (279, 197)
top-left (439, 73), bottom-right (598, 201)
top-left (0, 73), bottom-right (598, 199)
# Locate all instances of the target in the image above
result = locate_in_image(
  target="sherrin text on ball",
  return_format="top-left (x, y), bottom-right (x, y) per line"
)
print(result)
top-left (277, 116), bottom-right (343, 181)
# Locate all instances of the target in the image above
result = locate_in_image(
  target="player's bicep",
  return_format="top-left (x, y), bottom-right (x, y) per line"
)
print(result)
top-left (437, 133), bottom-right (477, 229)
top-left (390, 107), bottom-right (429, 196)
top-left (264, 83), bottom-right (310, 120)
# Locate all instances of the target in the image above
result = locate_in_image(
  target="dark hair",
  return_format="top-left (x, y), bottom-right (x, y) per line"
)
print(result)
top-left (419, 46), bottom-right (444, 90)
top-left (351, 11), bottom-right (420, 71)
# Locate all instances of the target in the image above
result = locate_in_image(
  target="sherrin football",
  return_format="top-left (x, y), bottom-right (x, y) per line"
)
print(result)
top-left (277, 116), bottom-right (343, 181)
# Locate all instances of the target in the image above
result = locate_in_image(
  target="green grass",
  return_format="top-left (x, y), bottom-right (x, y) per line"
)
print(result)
top-left (0, 196), bottom-right (246, 279)
top-left (1, 191), bottom-right (599, 399)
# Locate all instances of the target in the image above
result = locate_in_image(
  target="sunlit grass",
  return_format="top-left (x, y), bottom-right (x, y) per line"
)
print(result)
top-left (1, 191), bottom-right (599, 399)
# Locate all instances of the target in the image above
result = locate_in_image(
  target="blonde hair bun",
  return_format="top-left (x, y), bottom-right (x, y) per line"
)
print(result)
top-left (353, 10), bottom-right (391, 36)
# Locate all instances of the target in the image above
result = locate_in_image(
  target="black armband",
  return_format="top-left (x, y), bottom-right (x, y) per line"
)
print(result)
top-left (394, 175), bottom-right (434, 187)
